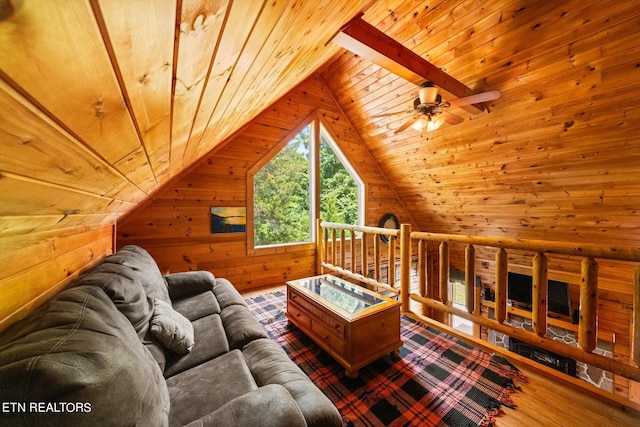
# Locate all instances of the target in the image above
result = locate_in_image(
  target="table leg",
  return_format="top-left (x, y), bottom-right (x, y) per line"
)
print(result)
top-left (345, 368), bottom-right (358, 379)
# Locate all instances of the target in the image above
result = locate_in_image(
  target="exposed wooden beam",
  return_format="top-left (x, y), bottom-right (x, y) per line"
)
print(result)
top-left (331, 13), bottom-right (485, 114)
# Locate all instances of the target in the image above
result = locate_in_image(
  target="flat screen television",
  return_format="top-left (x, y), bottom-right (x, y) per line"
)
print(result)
top-left (507, 272), bottom-right (571, 316)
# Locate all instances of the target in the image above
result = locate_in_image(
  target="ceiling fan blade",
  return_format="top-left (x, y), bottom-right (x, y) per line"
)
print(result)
top-left (446, 90), bottom-right (501, 109)
top-left (442, 111), bottom-right (464, 125)
top-left (373, 110), bottom-right (409, 118)
top-left (394, 115), bottom-right (420, 134)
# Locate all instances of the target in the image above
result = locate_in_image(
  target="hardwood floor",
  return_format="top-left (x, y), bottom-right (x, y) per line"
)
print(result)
top-left (241, 284), bottom-right (639, 426)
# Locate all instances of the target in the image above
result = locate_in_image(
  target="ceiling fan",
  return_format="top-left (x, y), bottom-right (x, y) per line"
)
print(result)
top-left (377, 82), bottom-right (501, 134)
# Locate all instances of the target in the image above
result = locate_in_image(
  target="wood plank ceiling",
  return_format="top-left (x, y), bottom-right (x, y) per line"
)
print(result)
top-left (0, 0), bottom-right (370, 236)
top-left (321, 0), bottom-right (640, 246)
top-left (1, 0), bottom-right (639, 249)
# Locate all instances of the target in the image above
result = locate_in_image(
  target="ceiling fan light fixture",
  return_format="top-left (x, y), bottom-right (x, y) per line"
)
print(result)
top-left (418, 81), bottom-right (438, 105)
top-left (411, 116), bottom-right (429, 131)
top-left (427, 116), bottom-right (445, 131)
top-left (411, 114), bottom-right (444, 132)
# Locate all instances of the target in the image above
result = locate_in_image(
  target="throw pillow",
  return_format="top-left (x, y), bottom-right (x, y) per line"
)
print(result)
top-left (150, 299), bottom-right (195, 355)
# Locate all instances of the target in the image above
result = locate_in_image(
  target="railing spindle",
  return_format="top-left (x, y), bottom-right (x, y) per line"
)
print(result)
top-left (418, 240), bottom-right (427, 297)
top-left (340, 229), bottom-right (346, 269)
top-left (579, 257), bottom-right (598, 352)
top-left (465, 245), bottom-right (475, 314)
top-left (316, 219), bottom-right (323, 273)
top-left (374, 234), bottom-right (381, 282)
top-left (532, 252), bottom-right (548, 337)
top-left (361, 232), bottom-right (367, 277)
top-left (388, 236), bottom-right (396, 287)
top-left (323, 226), bottom-right (328, 267)
top-left (495, 248), bottom-right (508, 324)
top-left (439, 242), bottom-right (449, 305)
top-left (350, 230), bottom-right (357, 272)
top-left (400, 224), bottom-right (411, 312)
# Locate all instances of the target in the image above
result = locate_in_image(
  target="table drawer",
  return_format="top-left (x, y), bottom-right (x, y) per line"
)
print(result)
top-left (311, 320), bottom-right (345, 356)
top-left (288, 289), bottom-right (346, 338)
top-left (287, 302), bottom-right (311, 330)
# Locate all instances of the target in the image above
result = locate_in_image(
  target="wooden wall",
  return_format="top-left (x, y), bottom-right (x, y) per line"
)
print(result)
top-left (0, 225), bottom-right (114, 331)
top-left (117, 75), bottom-right (413, 290)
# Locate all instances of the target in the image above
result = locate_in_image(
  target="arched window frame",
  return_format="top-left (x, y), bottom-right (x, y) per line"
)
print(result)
top-left (247, 115), bottom-right (365, 255)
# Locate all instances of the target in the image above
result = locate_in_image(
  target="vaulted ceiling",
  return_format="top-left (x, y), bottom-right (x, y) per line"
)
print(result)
top-left (1, 0), bottom-right (639, 247)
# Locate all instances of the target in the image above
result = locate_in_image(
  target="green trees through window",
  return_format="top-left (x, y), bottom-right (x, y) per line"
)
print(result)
top-left (254, 126), bottom-right (311, 246)
top-left (253, 123), bottom-right (360, 246)
top-left (319, 134), bottom-right (358, 226)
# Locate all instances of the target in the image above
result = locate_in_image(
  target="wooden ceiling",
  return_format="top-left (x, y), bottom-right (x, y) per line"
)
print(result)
top-left (1, 0), bottom-right (639, 248)
top-left (0, 0), bottom-right (369, 236)
top-left (320, 0), bottom-right (640, 245)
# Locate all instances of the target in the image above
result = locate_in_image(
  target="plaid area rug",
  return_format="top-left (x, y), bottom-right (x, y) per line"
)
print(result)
top-left (246, 291), bottom-right (527, 427)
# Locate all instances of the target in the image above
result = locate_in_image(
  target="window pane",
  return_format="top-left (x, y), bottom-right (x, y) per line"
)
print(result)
top-left (254, 126), bottom-right (310, 245)
top-left (319, 134), bottom-right (358, 225)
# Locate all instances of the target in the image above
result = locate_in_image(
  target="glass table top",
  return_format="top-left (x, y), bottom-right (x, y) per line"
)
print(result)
top-left (292, 275), bottom-right (387, 314)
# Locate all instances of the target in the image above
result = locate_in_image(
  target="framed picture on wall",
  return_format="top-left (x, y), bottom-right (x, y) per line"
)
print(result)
top-left (210, 207), bottom-right (246, 234)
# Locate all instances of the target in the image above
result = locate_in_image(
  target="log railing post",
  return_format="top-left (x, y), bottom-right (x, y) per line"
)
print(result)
top-left (439, 242), bottom-right (449, 305)
top-left (400, 224), bottom-right (411, 312)
top-left (495, 248), bottom-right (508, 324)
top-left (331, 228), bottom-right (337, 266)
top-left (465, 245), bottom-right (475, 314)
top-left (579, 257), bottom-right (598, 352)
top-left (532, 252), bottom-right (548, 336)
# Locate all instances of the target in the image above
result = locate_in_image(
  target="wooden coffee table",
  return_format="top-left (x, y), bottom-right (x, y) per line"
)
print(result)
top-left (286, 274), bottom-right (402, 378)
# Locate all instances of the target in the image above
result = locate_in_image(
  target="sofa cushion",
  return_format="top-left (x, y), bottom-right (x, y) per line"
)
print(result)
top-left (243, 338), bottom-right (342, 427)
top-left (151, 299), bottom-right (195, 355)
top-left (173, 291), bottom-right (220, 321)
top-left (166, 350), bottom-right (258, 426)
top-left (183, 384), bottom-right (307, 427)
top-left (76, 248), bottom-right (168, 371)
top-left (110, 245), bottom-right (171, 304)
top-left (75, 263), bottom-right (153, 338)
top-left (213, 278), bottom-right (248, 309)
top-left (165, 271), bottom-right (216, 301)
top-left (164, 314), bottom-right (229, 378)
top-left (0, 284), bottom-right (170, 427)
top-left (220, 304), bottom-right (268, 349)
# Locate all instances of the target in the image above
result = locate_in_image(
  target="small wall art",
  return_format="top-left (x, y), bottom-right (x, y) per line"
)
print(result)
top-left (210, 207), bottom-right (246, 234)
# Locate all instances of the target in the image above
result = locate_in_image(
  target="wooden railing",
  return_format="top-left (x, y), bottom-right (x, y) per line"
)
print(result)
top-left (317, 220), bottom-right (640, 382)
top-left (316, 220), bottom-right (401, 296)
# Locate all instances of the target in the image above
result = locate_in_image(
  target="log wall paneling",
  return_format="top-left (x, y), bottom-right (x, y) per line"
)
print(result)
top-left (0, 225), bottom-right (114, 332)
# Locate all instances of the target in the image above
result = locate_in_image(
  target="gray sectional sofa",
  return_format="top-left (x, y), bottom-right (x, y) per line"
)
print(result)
top-left (0, 245), bottom-right (341, 426)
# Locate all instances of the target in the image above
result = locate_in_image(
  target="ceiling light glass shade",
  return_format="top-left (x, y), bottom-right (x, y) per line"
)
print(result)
top-left (412, 115), bottom-right (445, 132)
top-left (411, 116), bottom-right (429, 131)
top-left (418, 82), bottom-right (438, 104)
top-left (427, 116), bottom-right (445, 131)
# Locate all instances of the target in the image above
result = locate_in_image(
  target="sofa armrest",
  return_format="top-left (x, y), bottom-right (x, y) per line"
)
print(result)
top-left (164, 271), bottom-right (216, 300)
top-left (183, 384), bottom-right (307, 427)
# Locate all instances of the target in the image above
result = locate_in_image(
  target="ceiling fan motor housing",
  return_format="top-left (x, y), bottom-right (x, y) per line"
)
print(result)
top-left (419, 81), bottom-right (439, 104)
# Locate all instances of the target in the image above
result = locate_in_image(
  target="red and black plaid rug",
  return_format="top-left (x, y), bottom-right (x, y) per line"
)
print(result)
top-left (246, 290), bottom-right (527, 427)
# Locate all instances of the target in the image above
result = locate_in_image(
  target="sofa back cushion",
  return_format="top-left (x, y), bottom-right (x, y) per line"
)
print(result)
top-left (104, 245), bottom-right (171, 304)
top-left (76, 245), bottom-right (171, 370)
top-left (0, 284), bottom-right (170, 426)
